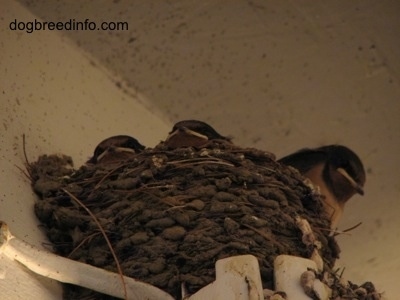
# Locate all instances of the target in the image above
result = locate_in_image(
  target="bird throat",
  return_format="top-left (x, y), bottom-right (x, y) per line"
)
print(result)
top-left (304, 163), bottom-right (344, 228)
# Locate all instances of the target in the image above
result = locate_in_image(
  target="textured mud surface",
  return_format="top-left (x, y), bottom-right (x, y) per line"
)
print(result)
top-left (28, 141), bottom-right (380, 299)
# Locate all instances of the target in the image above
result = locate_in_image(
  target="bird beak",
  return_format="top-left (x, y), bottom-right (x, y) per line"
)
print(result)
top-left (166, 127), bottom-right (208, 141)
top-left (336, 167), bottom-right (364, 195)
top-left (182, 128), bottom-right (209, 140)
top-left (95, 147), bottom-right (136, 163)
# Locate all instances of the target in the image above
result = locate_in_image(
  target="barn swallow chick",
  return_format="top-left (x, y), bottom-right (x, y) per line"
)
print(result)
top-left (164, 120), bottom-right (231, 149)
top-left (278, 145), bottom-right (366, 229)
top-left (87, 135), bottom-right (145, 164)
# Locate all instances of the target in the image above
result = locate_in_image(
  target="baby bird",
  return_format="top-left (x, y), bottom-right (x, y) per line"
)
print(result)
top-left (164, 120), bottom-right (231, 149)
top-left (87, 135), bottom-right (145, 164)
top-left (278, 145), bottom-right (366, 229)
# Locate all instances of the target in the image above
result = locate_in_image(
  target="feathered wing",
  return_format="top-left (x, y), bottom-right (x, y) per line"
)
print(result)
top-left (278, 148), bottom-right (328, 174)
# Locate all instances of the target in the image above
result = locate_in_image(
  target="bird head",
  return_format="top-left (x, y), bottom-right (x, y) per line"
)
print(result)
top-left (87, 135), bottom-right (145, 164)
top-left (322, 145), bottom-right (366, 203)
top-left (165, 120), bottom-right (231, 148)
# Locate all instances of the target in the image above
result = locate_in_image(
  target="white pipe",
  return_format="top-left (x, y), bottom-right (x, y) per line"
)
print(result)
top-left (0, 221), bottom-right (174, 300)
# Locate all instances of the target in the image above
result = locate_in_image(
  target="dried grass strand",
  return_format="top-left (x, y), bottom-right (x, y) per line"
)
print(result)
top-left (62, 188), bottom-right (128, 300)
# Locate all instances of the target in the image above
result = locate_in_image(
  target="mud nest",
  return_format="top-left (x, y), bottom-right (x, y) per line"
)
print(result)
top-left (27, 139), bottom-right (379, 299)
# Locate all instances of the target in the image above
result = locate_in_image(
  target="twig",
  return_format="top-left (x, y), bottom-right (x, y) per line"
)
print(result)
top-left (93, 164), bottom-right (127, 189)
top-left (15, 134), bottom-right (34, 181)
top-left (339, 267), bottom-right (346, 279)
top-left (341, 222), bottom-right (363, 233)
top-left (62, 188), bottom-right (128, 300)
top-left (22, 134), bottom-right (30, 166)
top-left (312, 226), bottom-right (351, 235)
top-left (333, 222), bottom-right (363, 237)
top-left (22, 134), bottom-right (34, 179)
top-left (241, 223), bottom-right (272, 242)
top-left (68, 232), bottom-right (101, 258)
top-left (166, 157), bottom-right (235, 167)
top-left (15, 164), bottom-right (32, 181)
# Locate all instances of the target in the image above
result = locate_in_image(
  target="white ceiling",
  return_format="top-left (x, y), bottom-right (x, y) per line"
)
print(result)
top-left (13, 1), bottom-right (400, 298)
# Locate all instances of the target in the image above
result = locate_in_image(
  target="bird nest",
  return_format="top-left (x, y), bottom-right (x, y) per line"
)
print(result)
top-left (27, 135), bottom-right (379, 299)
